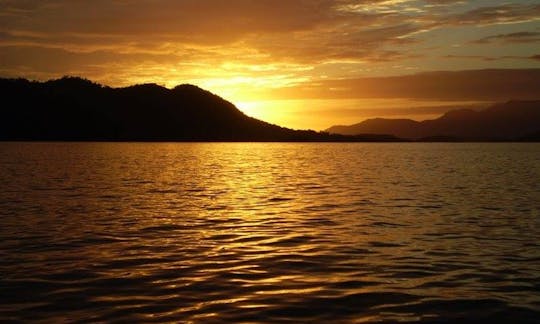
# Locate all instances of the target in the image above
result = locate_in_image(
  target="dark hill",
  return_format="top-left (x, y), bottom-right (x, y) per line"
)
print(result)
top-left (326, 100), bottom-right (540, 141)
top-left (0, 77), bottom-right (401, 142)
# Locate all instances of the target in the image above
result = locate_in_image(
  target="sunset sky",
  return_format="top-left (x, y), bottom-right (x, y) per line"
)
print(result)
top-left (1, 0), bottom-right (540, 130)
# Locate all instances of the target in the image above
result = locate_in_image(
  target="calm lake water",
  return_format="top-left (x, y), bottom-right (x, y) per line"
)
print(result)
top-left (1, 142), bottom-right (539, 323)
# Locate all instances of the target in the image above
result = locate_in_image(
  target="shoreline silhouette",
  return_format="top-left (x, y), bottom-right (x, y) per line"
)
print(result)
top-left (1, 77), bottom-right (538, 142)
top-left (327, 100), bottom-right (540, 141)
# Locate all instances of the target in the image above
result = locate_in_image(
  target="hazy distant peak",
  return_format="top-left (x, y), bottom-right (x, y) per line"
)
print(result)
top-left (439, 108), bottom-right (477, 120)
top-left (496, 99), bottom-right (539, 108)
top-left (327, 100), bottom-right (540, 140)
top-left (364, 117), bottom-right (419, 123)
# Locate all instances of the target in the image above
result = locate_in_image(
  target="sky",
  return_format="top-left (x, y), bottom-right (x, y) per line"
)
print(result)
top-left (1, 0), bottom-right (540, 130)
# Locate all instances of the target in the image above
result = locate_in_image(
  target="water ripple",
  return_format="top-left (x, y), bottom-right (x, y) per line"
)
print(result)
top-left (1, 142), bottom-right (539, 322)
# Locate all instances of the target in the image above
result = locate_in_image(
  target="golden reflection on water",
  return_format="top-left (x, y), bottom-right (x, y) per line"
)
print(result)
top-left (1, 143), bottom-right (539, 322)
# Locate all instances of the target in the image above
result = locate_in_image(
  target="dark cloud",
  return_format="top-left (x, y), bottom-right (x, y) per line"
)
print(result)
top-left (423, 0), bottom-right (464, 3)
top-left (442, 54), bottom-right (533, 61)
top-left (0, 0), bottom-right (539, 89)
top-left (472, 31), bottom-right (540, 44)
top-left (0, 0), bottom-right (343, 41)
top-left (323, 103), bottom-right (489, 119)
top-left (0, 45), bottom-right (181, 72)
top-left (2, 1), bottom-right (538, 60)
top-left (269, 69), bottom-right (540, 101)
top-left (0, 0), bottom-right (421, 67)
top-left (444, 3), bottom-right (540, 26)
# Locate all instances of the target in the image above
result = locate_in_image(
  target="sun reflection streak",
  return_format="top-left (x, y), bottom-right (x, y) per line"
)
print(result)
top-left (2, 143), bottom-right (539, 322)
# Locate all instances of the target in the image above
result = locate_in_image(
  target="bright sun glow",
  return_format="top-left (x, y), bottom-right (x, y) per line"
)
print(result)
top-left (2, 0), bottom-right (539, 131)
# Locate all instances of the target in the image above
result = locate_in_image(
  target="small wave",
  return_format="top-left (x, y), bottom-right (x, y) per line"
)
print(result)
top-left (141, 224), bottom-right (184, 232)
top-left (371, 221), bottom-right (405, 227)
top-left (368, 241), bottom-right (404, 248)
top-left (267, 197), bottom-right (294, 202)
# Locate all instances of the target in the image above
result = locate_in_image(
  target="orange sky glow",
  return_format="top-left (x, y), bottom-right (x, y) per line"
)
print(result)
top-left (1, 0), bottom-right (539, 129)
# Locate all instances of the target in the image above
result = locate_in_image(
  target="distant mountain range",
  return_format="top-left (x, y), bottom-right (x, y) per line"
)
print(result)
top-left (327, 101), bottom-right (540, 141)
top-left (1, 77), bottom-right (538, 142)
top-left (0, 77), bottom-right (399, 142)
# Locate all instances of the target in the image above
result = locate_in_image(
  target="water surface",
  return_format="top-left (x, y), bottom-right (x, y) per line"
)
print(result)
top-left (1, 143), bottom-right (539, 322)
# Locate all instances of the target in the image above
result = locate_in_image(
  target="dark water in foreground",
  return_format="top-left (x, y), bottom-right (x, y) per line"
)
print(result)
top-left (1, 143), bottom-right (539, 323)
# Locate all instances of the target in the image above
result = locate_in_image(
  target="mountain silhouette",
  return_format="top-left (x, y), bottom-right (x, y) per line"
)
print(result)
top-left (0, 77), bottom-right (401, 142)
top-left (326, 101), bottom-right (540, 141)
